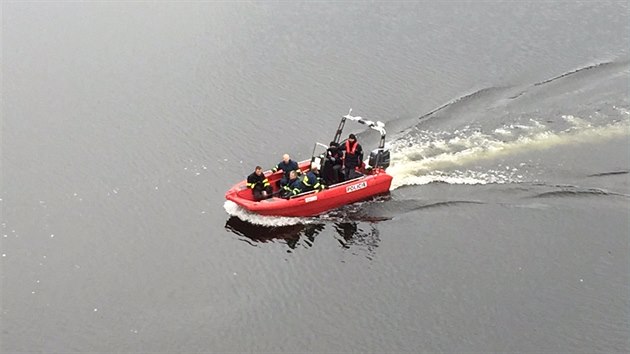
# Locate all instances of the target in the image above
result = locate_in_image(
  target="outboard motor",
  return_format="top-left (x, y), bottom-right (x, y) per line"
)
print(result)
top-left (368, 148), bottom-right (390, 170)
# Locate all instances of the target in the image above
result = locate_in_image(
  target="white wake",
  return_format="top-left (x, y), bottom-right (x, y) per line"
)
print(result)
top-left (387, 113), bottom-right (630, 190)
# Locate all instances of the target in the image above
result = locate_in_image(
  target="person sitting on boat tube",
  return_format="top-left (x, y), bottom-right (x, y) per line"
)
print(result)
top-left (247, 166), bottom-right (273, 201)
top-left (341, 133), bottom-right (363, 180)
top-left (272, 154), bottom-right (299, 187)
top-left (295, 164), bottom-right (325, 195)
top-left (280, 170), bottom-right (301, 199)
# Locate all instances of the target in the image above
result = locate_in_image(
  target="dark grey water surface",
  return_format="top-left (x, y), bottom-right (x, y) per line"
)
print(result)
top-left (2, 2), bottom-right (629, 353)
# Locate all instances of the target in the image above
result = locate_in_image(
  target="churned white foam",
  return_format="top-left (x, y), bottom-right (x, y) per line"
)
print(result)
top-left (393, 174), bottom-right (487, 188)
top-left (493, 128), bottom-right (512, 136)
top-left (390, 169), bottom-right (522, 189)
top-left (562, 115), bottom-right (592, 129)
top-left (613, 106), bottom-right (630, 116)
top-left (388, 117), bottom-right (630, 190)
top-left (223, 200), bottom-right (313, 226)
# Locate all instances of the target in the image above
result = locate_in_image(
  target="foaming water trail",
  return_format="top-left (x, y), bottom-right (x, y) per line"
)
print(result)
top-left (223, 200), bottom-right (315, 226)
top-left (391, 170), bottom-right (522, 188)
top-left (388, 116), bottom-right (630, 190)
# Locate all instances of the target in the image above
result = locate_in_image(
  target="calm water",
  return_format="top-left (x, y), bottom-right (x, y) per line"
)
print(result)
top-left (2, 2), bottom-right (629, 353)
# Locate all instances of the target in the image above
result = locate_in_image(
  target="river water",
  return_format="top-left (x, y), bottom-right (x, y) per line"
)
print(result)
top-left (2, 2), bottom-right (629, 353)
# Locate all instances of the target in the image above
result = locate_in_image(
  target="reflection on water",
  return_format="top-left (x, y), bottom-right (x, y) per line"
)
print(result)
top-left (224, 216), bottom-right (381, 257)
top-left (332, 222), bottom-right (381, 260)
top-left (225, 216), bottom-right (324, 250)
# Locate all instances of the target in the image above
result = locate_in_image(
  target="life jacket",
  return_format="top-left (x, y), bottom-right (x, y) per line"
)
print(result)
top-left (345, 140), bottom-right (358, 155)
top-left (344, 140), bottom-right (362, 168)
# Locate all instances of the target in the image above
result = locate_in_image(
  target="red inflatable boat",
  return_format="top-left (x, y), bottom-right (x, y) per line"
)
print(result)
top-left (225, 110), bottom-right (393, 217)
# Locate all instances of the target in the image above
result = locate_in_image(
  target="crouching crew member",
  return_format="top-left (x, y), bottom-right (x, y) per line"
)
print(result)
top-left (295, 165), bottom-right (325, 195)
top-left (247, 166), bottom-right (273, 201)
top-left (280, 170), bottom-right (301, 199)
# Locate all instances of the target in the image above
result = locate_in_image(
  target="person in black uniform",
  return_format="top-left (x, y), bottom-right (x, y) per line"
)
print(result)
top-left (341, 134), bottom-right (363, 180)
top-left (272, 154), bottom-right (299, 187)
top-left (247, 166), bottom-right (273, 201)
top-left (280, 170), bottom-right (301, 199)
top-left (323, 141), bottom-right (343, 184)
top-left (298, 165), bottom-right (325, 193)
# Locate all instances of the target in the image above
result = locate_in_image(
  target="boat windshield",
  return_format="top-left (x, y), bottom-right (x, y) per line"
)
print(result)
top-left (310, 142), bottom-right (328, 169)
